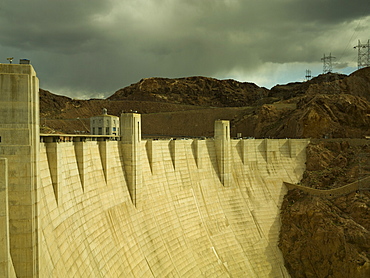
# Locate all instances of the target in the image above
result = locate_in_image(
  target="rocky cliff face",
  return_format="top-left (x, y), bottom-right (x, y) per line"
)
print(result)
top-left (241, 68), bottom-right (370, 139)
top-left (280, 189), bottom-right (370, 278)
top-left (280, 140), bottom-right (370, 277)
top-left (294, 94), bottom-right (370, 138)
top-left (301, 141), bottom-right (370, 189)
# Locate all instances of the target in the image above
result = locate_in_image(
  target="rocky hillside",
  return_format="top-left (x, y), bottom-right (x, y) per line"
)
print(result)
top-left (302, 140), bottom-right (370, 189)
top-left (279, 140), bottom-right (370, 277)
top-left (107, 76), bottom-right (270, 107)
top-left (40, 68), bottom-right (370, 139)
top-left (242, 68), bottom-right (370, 139)
top-left (280, 189), bottom-right (370, 277)
top-left (244, 93), bottom-right (370, 139)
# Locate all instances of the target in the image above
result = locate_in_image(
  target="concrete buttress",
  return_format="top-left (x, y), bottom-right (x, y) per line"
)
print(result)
top-left (120, 113), bottom-right (142, 206)
top-left (0, 158), bottom-right (16, 277)
top-left (0, 64), bottom-right (39, 278)
top-left (214, 120), bottom-right (231, 186)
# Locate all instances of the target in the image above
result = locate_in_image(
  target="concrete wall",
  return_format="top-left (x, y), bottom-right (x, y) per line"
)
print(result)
top-left (0, 158), bottom-right (17, 278)
top-left (0, 64), bottom-right (39, 278)
top-left (0, 63), bottom-right (310, 277)
top-left (38, 137), bottom-right (308, 277)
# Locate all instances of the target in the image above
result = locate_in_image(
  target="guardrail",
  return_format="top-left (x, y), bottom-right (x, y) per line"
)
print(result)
top-left (284, 176), bottom-right (370, 198)
top-left (40, 134), bottom-right (120, 142)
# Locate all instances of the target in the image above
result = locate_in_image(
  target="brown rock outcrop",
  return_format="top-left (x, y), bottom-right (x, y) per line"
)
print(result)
top-left (279, 189), bottom-right (370, 278)
top-left (301, 141), bottom-right (370, 189)
top-left (39, 89), bottom-right (71, 118)
top-left (108, 76), bottom-right (270, 107)
top-left (280, 140), bottom-right (370, 277)
top-left (246, 93), bottom-right (370, 139)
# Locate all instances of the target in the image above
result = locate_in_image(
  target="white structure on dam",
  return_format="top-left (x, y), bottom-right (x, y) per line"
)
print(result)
top-left (0, 63), bottom-right (309, 277)
top-left (90, 108), bottom-right (120, 136)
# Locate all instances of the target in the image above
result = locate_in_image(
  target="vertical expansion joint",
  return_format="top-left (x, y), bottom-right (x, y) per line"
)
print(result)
top-left (136, 119), bottom-right (141, 142)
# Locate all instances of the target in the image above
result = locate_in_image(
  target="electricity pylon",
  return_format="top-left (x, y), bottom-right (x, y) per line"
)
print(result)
top-left (354, 39), bottom-right (370, 69)
top-left (321, 53), bottom-right (335, 74)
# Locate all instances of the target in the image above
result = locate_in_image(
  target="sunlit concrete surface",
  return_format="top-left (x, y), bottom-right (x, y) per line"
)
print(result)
top-left (37, 137), bottom-right (308, 277)
top-left (0, 63), bottom-right (309, 277)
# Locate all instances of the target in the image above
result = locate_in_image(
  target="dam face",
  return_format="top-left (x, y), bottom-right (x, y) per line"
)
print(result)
top-left (0, 64), bottom-right (309, 277)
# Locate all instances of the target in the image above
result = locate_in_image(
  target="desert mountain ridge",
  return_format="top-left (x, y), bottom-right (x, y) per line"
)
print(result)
top-left (107, 76), bottom-right (270, 107)
top-left (41, 67), bottom-right (370, 139)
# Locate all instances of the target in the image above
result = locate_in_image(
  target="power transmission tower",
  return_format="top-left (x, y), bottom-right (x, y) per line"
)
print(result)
top-left (320, 54), bottom-right (340, 96)
top-left (354, 39), bottom-right (370, 69)
top-left (321, 53), bottom-right (335, 74)
top-left (305, 69), bottom-right (312, 81)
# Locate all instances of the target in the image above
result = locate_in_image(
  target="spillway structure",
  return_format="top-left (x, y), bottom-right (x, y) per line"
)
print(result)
top-left (0, 63), bottom-right (309, 277)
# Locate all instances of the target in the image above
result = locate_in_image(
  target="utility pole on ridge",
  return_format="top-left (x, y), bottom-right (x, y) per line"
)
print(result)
top-left (321, 53), bottom-right (335, 74)
top-left (305, 69), bottom-right (312, 81)
top-left (354, 39), bottom-right (370, 69)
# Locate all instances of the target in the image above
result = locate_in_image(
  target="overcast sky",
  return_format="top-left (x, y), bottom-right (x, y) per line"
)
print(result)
top-left (1, 0), bottom-right (370, 99)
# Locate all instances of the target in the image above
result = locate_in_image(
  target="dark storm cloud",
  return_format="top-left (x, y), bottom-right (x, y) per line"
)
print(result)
top-left (1, 0), bottom-right (369, 98)
top-left (0, 0), bottom-right (111, 51)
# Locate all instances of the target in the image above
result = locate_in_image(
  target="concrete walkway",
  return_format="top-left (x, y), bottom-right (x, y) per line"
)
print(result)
top-left (284, 176), bottom-right (370, 198)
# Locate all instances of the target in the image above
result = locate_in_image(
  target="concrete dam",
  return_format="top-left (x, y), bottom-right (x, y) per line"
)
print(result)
top-left (0, 64), bottom-right (309, 277)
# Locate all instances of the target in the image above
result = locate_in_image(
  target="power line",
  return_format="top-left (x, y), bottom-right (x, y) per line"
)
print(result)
top-left (337, 17), bottom-right (364, 63)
